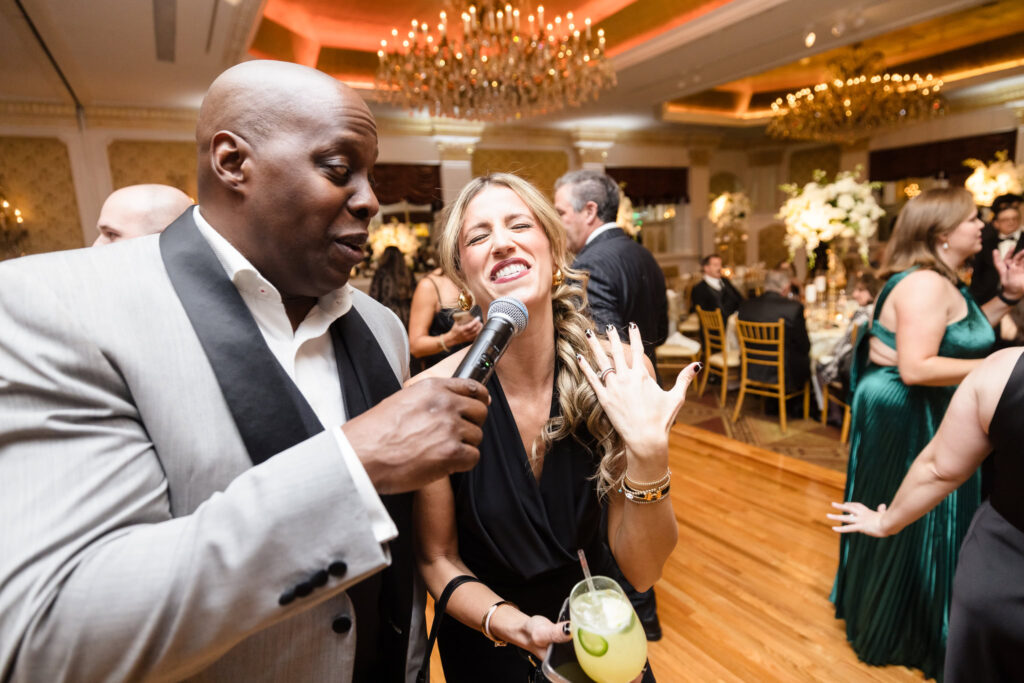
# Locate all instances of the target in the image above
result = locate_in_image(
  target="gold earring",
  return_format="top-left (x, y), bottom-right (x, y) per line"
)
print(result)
top-left (458, 290), bottom-right (472, 311)
top-left (552, 268), bottom-right (564, 288)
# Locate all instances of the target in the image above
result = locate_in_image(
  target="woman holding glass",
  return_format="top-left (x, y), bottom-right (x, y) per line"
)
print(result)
top-left (410, 173), bottom-right (698, 682)
top-left (831, 187), bottom-right (1024, 680)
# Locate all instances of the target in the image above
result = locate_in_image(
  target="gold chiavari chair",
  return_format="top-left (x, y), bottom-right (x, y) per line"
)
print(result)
top-left (732, 318), bottom-right (810, 433)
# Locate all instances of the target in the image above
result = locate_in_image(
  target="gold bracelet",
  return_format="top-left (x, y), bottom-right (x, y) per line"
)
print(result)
top-left (623, 469), bottom-right (671, 491)
top-left (438, 334), bottom-right (450, 353)
top-left (482, 600), bottom-right (516, 647)
top-left (622, 484), bottom-right (671, 504)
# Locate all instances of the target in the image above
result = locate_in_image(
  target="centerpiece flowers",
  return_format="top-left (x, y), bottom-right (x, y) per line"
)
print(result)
top-left (778, 168), bottom-right (883, 267)
top-left (963, 150), bottom-right (1023, 208)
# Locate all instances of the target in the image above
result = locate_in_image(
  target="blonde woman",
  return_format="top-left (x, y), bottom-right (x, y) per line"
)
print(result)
top-left (831, 187), bottom-right (1024, 681)
top-left (411, 174), bottom-right (699, 682)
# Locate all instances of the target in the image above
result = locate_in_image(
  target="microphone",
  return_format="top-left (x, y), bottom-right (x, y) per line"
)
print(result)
top-left (453, 296), bottom-right (529, 384)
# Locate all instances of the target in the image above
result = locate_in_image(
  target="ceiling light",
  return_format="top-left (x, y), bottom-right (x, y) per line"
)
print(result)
top-left (375, 1), bottom-right (616, 121)
top-left (766, 48), bottom-right (945, 144)
top-left (804, 30), bottom-right (816, 48)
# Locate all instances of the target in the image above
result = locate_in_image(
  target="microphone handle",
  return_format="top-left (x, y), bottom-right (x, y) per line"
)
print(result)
top-left (452, 317), bottom-right (516, 384)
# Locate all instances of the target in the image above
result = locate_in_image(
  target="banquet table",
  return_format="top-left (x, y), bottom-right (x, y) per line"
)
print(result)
top-left (806, 308), bottom-right (851, 409)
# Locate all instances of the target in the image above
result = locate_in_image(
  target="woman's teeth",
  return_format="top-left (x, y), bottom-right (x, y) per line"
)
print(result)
top-left (494, 263), bottom-right (527, 280)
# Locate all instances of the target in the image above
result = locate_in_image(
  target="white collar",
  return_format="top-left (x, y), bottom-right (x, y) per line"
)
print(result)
top-left (584, 222), bottom-right (619, 246)
top-left (191, 205), bottom-right (352, 319)
top-left (703, 274), bottom-right (723, 290)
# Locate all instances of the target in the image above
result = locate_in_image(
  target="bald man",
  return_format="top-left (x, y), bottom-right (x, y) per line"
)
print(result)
top-left (0, 61), bottom-right (489, 682)
top-left (92, 183), bottom-right (193, 246)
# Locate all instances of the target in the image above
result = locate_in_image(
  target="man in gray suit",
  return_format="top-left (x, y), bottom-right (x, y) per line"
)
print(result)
top-left (0, 61), bottom-right (488, 682)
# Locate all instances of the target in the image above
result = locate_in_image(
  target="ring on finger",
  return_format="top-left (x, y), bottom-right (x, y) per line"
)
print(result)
top-left (599, 367), bottom-right (617, 383)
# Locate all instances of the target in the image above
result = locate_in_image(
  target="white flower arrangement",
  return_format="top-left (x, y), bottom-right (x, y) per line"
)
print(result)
top-left (963, 150), bottom-right (1023, 208)
top-left (778, 168), bottom-right (883, 267)
top-left (708, 191), bottom-right (750, 230)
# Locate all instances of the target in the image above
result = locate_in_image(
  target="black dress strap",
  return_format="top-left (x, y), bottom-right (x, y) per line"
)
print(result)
top-left (986, 350), bottom-right (1024, 532)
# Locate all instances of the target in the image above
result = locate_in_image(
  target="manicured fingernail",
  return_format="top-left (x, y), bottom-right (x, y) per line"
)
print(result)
top-left (576, 353), bottom-right (584, 363)
top-left (585, 329), bottom-right (593, 338)
top-left (562, 622), bottom-right (571, 636)
top-left (606, 324), bottom-right (615, 333)
top-left (629, 322), bottom-right (638, 330)
top-left (694, 362), bottom-right (703, 373)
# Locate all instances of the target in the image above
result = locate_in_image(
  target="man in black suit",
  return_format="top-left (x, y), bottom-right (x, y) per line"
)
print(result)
top-left (970, 195), bottom-right (1023, 305)
top-left (737, 269), bottom-right (811, 395)
top-left (554, 169), bottom-right (668, 641)
top-left (690, 254), bottom-right (743, 321)
top-left (554, 170), bottom-right (668, 369)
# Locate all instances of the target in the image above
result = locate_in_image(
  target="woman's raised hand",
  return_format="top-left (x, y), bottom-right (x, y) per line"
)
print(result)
top-left (994, 247), bottom-right (1024, 300)
top-left (827, 501), bottom-right (890, 537)
top-left (577, 323), bottom-right (701, 460)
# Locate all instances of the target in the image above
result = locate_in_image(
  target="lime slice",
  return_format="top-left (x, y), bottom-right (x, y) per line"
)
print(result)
top-left (577, 628), bottom-right (609, 657)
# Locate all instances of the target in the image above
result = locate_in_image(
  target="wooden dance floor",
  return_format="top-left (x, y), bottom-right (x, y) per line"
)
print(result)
top-left (427, 424), bottom-right (926, 681)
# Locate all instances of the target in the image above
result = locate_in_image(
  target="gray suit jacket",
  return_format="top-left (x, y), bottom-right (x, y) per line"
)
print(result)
top-left (0, 220), bottom-right (421, 681)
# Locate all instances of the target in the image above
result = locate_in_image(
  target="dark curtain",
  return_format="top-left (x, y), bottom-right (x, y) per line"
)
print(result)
top-left (605, 167), bottom-right (689, 205)
top-left (373, 164), bottom-right (444, 210)
top-left (869, 130), bottom-right (1018, 187)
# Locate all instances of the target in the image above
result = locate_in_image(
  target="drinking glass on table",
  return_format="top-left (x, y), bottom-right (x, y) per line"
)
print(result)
top-left (569, 576), bottom-right (647, 683)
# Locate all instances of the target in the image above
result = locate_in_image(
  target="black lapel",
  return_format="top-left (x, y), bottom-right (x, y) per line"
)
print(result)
top-left (330, 312), bottom-right (413, 682)
top-left (159, 211), bottom-right (323, 466)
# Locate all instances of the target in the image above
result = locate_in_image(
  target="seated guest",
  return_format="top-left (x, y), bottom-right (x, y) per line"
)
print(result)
top-left (92, 184), bottom-right (192, 246)
top-left (738, 269), bottom-right (811, 392)
top-left (818, 271), bottom-right (882, 387)
top-left (690, 253), bottom-right (743, 320)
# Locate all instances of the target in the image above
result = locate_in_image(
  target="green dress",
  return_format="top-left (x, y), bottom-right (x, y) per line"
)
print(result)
top-left (831, 267), bottom-right (994, 681)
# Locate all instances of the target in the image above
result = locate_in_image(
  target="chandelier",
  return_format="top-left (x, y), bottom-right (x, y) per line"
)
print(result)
top-left (375, 1), bottom-right (616, 121)
top-left (766, 49), bottom-right (945, 144)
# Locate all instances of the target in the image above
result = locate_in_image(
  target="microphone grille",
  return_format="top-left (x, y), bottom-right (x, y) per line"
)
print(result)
top-left (487, 297), bottom-right (529, 335)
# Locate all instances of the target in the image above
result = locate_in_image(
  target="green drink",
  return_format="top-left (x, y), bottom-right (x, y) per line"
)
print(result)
top-left (569, 576), bottom-right (647, 683)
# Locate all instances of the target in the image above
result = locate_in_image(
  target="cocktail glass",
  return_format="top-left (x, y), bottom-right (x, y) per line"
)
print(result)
top-left (569, 576), bottom-right (647, 683)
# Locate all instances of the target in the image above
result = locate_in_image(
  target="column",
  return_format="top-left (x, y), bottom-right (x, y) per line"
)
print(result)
top-left (688, 148), bottom-right (712, 258)
top-left (435, 135), bottom-right (479, 206)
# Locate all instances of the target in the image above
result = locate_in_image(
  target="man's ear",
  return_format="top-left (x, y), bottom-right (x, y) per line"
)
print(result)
top-left (209, 130), bottom-right (251, 192)
top-left (584, 201), bottom-right (600, 223)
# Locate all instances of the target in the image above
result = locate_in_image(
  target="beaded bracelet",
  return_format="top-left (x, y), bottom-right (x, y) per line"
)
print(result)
top-left (622, 484), bottom-right (671, 504)
top-left (623, 469), bottom-right (671, 491)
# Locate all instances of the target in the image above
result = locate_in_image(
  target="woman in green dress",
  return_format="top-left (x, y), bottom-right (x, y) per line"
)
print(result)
top-left (831, 187), bottom-right (1024, 681)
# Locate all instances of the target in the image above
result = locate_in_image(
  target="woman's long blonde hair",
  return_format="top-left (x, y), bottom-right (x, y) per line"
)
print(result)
top-left (436, 173), bottom-right (627, 497)
top-left (880, 187), bottom-right (976, 283)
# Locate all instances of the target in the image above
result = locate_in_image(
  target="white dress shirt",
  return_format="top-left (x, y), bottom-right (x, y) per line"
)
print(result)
top-left (192, 206), bottom-right (398, 545)
top-left (998, 230), bottom-right (1022, 259)
top-left (584, 221), bottom-right (619, 246)
top-left (703, 275), bottom-right (723, 291)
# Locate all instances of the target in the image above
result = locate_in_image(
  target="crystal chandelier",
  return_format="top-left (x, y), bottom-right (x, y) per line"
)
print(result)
top-left (375, 1), bottom-right (616, 121)
top-left (766, 49), bottom-right (945, 144)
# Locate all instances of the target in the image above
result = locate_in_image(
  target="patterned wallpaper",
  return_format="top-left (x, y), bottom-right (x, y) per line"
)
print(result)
top-left (0, 136), bottom-right (83, 256)
top-left (788, 145), bottom-right (841, 187)
top-left (471, 149), bottom-right (569, 199)
top-left (108, 140), bottom-right (197, 198)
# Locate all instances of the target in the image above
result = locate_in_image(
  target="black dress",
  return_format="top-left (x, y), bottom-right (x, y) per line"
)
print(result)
top-left (437, 372), bottom-right (654, 682)
top-left (944, 351), bottom-right (1024, 682)
top-left (413, 277), bottom-right (480, 373)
